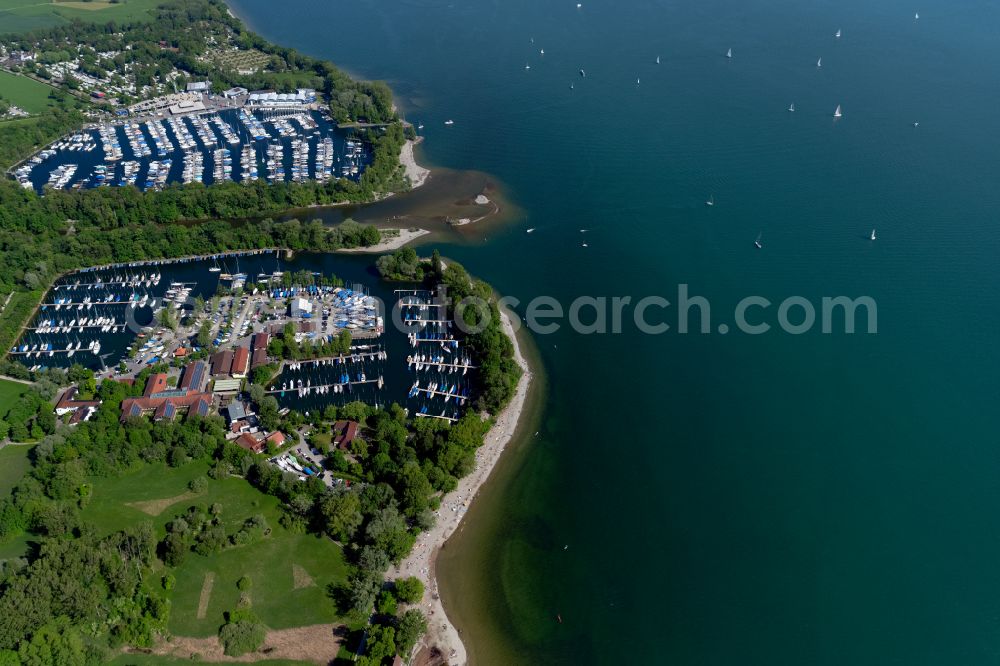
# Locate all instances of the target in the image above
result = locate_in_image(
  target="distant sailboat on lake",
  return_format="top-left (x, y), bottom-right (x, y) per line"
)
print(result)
top-left (788, 102), bottom-right (795, 112)
top-left (579, 69), bottom-right (586, 77)
top-left (870, 229), bottom-right (877, 241)
top-left (833, 104), bottom-right (842, 118)
top-left (726, 48), bottom-right (732, 59)
top-left (706, 195), bottom-right (715, 207)
top-left (754, 233), bottom-right (763, 249)
top-left (656, 55), bottom-right (660, 64)
top-left (817, 57), bottom-right (822, 68)
top-left (835, 28), bottom-right (842, 38)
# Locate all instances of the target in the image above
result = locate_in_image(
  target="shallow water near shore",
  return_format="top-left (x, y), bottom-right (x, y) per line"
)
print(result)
top-left (226, 0), bottom-right (1000, 663)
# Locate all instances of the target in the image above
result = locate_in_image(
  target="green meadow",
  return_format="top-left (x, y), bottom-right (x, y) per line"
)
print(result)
top-left (0, 443), bottom-right (33, 489)
top-left (0, 377), bottom-right (27, 419)
top-left (0, 445), bottom-right (34, 561)
top-left (81, 461), bottom-right (350, 638)
top-left (0, 71), bottom-right (55, 114)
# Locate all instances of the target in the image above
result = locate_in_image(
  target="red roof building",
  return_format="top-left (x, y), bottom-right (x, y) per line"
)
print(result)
top-left (333, 420), bottom-right (359, 450)
top-left (251, 332), bottom-right (270, 351)
top-left (55, 387), bottom-right (101, 416)
top-left (251, 348), bottom-right (268, 369)
top-left (210, 350), bottom-right (234, 377)
top-left (266, 431), bottom-right (286, 448)
top-left (232, 346), bottom-right (250, 378)
top-left (143, 373), bottom-right (169, 397)
top-left (179, 361), bottom-right (207, 391)
top-left (121, 373), bottom-right (212, 423)
top-left (236, 432), bottom-right (266, 454)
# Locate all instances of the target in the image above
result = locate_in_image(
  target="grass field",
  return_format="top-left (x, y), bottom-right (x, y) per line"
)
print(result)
top-left (0, 445), bottom-right (35, 561)
top-left (0, 0), bottom-right (161, 35)
top-left (81, 461), bottom-right (350, 638)
top-left (0, 71), bottom-right (56, 114)
top-left (0, 443), bottom-right (33, 488)
top-left (0, 378), bottom-right (28, 420)
top-left (0, 532), bottom-right (34, 561)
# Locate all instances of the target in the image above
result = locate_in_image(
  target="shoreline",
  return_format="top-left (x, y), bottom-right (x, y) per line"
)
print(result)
top-left (400, 138), bottom-right (431, 189)
top-left (392, 309), bottom-right (533, 665)
top-left (337, 228), bottom-right (430, 253)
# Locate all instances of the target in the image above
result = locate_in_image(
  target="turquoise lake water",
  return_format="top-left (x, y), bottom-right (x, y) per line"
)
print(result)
top-left (225, 0), bottom-right (1000, 662)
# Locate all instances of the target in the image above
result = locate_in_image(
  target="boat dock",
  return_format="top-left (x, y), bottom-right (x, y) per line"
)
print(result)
top-left (41, 300), bottom-right (144, 307)
top-left (409, 335), bottom-right (460, 347)
top-left (26, 321), bottom-right (124, 331)
top-left (280, 349), bottom-right (387, 371)
top-left (406, 356), bottom-right (476, 372)
top-left (267, 375), bottom-right (384, 395)
top-left (414, 412), bottom-right (459, 423)
top-left (55, 277), bottom-right (166, 289)
top-left (10, 342), bottom-right (101, 356)
top-left (411, 385), bottom-right (468, 402)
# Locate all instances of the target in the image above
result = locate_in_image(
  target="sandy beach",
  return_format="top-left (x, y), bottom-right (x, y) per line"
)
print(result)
top-left (401, 139), bottom-right (431, 189)
top-left (337, 228), bottom-right (430, 253)
top-left (393, 310), bottom-right (533, 665)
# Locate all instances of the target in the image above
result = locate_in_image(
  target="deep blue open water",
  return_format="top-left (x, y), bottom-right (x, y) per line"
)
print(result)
top-left (198, 0), bottom-right (1000, 662)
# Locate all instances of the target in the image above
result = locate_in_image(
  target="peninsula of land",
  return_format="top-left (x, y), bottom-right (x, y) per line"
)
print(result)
top-left (394, 310), bottom-right (533, 664)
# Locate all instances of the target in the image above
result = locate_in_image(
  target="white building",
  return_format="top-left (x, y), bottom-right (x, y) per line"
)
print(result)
top-left (291, 298), bottom-right (313, 318)
top-left (246, 88), bottom-right (316, 108)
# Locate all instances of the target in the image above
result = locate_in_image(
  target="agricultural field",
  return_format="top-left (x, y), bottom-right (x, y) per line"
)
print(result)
top-left (0, 0), bottom-right (160, 34)
top-left (0, 70), bottom-right (56, 114)
top-left (80, 460), bottom-right (351, 639)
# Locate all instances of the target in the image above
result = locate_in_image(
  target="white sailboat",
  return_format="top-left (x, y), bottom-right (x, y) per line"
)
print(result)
top-left (208, 257), bottom-right (221, 273)
top-left (833, 104), bottom-right (843, 118)
top-left (870, 229), bottom-right (877, 241)
top-left (726, 48), bottom-right (733, 59)
top-left (817, 57), bottom-right (823, 68)
top-left (656, 55), bottom-right (661, 64)
top-left (706, 195), bottom-right (715, 207)
top-left (788, 102), bottom-right (795, 112)
top-left (835, 29), bottom-right (842, 38)
top-left (525, 63), bottom-right (531, 70)
top-left (444, 119), bottom-right (455, 125)
top-left (754, 233), bottom-right (763, 249)
top-left (914, 12), bottom-right (919, 19)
